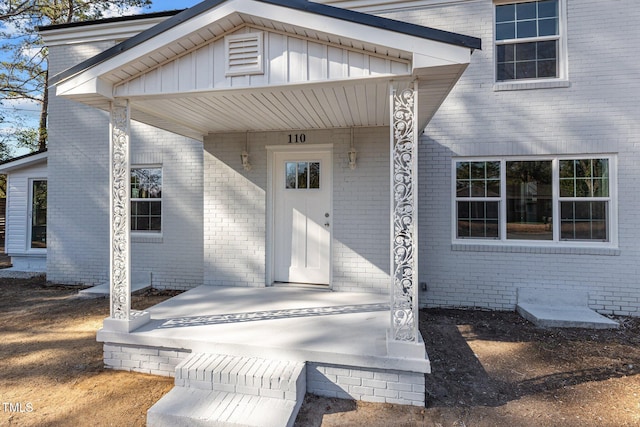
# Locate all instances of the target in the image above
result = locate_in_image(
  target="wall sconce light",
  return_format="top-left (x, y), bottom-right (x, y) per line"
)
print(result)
top-left (241, 132), bottom-right (252, 171)
top-left (240, 149), bottom-right (252, 171)
top-left (348, 147), bottom-right (357, 170)
top-left (348, 128), bottom-right (357, 170)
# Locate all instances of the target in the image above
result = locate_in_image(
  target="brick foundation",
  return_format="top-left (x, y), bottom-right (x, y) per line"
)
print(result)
top-left (102, 344), bottom-right (426, 406)
top-left (103, 343), bottom-right (190, 377)
top-left (307, 362), bottom-right (425, 406)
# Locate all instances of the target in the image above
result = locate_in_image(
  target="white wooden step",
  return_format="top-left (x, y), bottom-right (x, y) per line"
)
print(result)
top-left (147, 388), bottom-right (298, 427)
top-left (174, 353), bottom-right (306, 401)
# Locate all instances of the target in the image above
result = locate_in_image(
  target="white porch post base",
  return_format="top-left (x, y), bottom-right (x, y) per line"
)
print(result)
top-left (103, 310), bottom-right (151, 333)
top-left (386, 330), bottom-right (426, 360)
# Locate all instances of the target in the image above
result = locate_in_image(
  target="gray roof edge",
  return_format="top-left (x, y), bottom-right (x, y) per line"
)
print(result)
top-left (37, 10), bottom-right (183, 32)
top-left (0, 149), bottom-right (48, 172)
top-left (49, 0), bottom-right (481, 86)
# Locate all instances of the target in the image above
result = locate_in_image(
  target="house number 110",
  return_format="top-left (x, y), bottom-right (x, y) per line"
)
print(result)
top-left (288, 134), bottom-right (306, 144)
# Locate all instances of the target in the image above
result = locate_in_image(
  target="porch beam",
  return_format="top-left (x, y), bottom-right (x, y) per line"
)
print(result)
top-left (388, 83), bottom-right (422, 356)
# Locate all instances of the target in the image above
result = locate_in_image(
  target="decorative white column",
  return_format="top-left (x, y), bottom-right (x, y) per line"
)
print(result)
top-left (103, 99), bottom-right (150, 333)
top-left (387, 84), bottom-right (425, 358)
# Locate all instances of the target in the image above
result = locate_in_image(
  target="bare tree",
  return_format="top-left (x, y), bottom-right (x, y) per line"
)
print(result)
top-left (0, 0), bottom-right (152, 154)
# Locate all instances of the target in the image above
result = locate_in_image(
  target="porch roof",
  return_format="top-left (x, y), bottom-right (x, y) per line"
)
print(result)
top-left (48, 0), bottom-right (480, 140)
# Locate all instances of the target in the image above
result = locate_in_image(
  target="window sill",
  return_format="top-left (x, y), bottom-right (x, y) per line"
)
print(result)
top-left (493, 79), bottom-right (571, 91)
top-left (132, 233), bottom-right (163, 244)
top-left (452, 243), bottom-right (620, 256)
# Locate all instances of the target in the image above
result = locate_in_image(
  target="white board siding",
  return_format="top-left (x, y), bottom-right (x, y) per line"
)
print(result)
top-left (114, 27), bottom-right (410, 97)
top-left (5, 163), bottom-right (47, 255)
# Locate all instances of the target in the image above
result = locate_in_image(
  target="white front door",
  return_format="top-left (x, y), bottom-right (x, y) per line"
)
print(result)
top-left (273, 149), bottom-right (332, 285)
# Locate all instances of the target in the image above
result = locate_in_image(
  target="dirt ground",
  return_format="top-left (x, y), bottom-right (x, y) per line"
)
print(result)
top-left (1, 276), bottom-right (639, 427)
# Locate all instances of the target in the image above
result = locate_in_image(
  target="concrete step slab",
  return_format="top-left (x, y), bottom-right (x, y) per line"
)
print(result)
top-left (77, 281), bottom-right (151, 298)
top-left (517, 303), bottom-right (619, 329)
top-left (147, 387), bottom-right (298, 427)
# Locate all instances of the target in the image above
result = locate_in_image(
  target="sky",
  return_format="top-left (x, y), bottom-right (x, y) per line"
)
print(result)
top-left (0, 0), bottom-right (204, 156)
top-left (148, 1), bottom-right (202, 12)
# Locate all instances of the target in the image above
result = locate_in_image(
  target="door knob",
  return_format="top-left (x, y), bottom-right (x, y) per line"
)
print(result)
top-left (324, 221), bottom-right (330, 227)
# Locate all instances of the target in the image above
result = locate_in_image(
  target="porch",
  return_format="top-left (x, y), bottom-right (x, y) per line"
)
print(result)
top-left (98, 285), bottom-right (428, 425)
top-left (97, 284), bottom-right (429, 375)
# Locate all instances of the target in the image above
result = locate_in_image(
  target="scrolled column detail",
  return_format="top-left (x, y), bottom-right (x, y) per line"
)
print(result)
top-left (390, 87), bottom-right (418, 343)
top-left (110, 100), bottom-right (131, 321)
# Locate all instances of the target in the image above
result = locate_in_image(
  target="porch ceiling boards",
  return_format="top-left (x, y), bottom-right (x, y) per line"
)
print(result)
top-left (128, 79), bottom-right (411, 136)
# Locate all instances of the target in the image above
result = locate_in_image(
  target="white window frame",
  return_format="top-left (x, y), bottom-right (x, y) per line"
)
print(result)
top-left (493, 0), bottom-right (569, 91)
top-left (452, 155), bottom-right (618, 248)
top-left (27, 178), bottom-right (47, 252)
top-left (131, 165), bottom-right (163, 235)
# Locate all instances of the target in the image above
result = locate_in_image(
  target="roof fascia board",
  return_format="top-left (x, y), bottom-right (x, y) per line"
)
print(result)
top-left (57, 75), bottom-right (113, 98)
top-left (412, 50), bottom-right (469, 71)
top-left (313, 0), bottom-right (482, 14)
top-left (53, 3), bottom-right (243, 95)
top-left (54, 0), bottom-right (474, 94)
top-left (261, 0), bottom-right (480, 48)
top-left (0, 151), bottom-right (48, 173)
top-left (238, 0), bottom-right (473, 63)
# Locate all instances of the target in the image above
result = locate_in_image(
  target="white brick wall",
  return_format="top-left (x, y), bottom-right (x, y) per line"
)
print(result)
top-left (376, 0), bottom-right (640, 316)
top-left (46, 0), bottom-right (640, 316)
top-left (203, 128), bottom-right (390, 292)
top-left (47, 42), bottom-right (204, 290)
top-left (103, 343), bottom-right (190, 377)
top-left (103, 345), bottom-right (425, 406)
top-left (307, 363), bottom-right (425, 406)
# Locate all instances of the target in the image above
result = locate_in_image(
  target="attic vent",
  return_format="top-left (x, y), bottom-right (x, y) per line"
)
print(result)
top-left (225, 32), bottom-right (264, 76)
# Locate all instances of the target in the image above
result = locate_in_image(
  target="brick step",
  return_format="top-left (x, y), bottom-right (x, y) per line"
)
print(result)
top-left (147, 353), bottom-right (306, 427)
top-left (146, 388), bottom-right (298, 427)
top-left (174, 353), bottom-right (306, 401)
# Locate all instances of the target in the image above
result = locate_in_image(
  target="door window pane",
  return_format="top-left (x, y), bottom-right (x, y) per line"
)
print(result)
top-left (285, 161), bottom-right (321, 190)
top-left (309, 162), bottom-right (320, 189)
top-left (297, 162), bottom-right (308, 189)
top-left (286, 162), bottom-right (297, 189)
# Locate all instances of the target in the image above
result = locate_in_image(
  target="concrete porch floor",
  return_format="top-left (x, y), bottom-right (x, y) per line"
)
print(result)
top-left (96, 285), bottom-right (430, 374)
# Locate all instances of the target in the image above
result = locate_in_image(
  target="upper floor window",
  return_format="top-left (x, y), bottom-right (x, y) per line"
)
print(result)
top-left (454, 156), bottom-right (616, 246)
top-left (495, 0), bottom-right (564, 82)
top-left (131, 167), bottom-right (162, 233)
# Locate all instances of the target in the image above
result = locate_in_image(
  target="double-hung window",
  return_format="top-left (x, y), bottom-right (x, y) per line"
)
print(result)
top-left (131, 167), bottom-right (162, 233)
top-left (495, 0), bottom-right (565, 82)
top-left (454, 156), bottom-right (616, 245)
